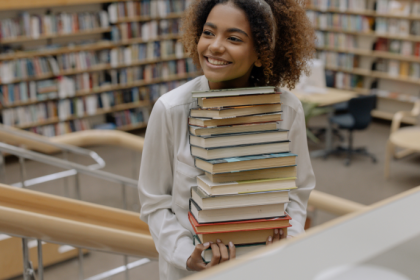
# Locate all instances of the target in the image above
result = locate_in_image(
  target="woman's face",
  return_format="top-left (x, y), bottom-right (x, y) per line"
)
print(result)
top-left (197, 3), bottom-right (260, 89)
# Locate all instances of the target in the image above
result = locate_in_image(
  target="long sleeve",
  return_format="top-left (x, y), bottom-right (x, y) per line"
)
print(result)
top-left (138, 99), bottom-right (195, 270)
top-left (282, 93), bottom-right (316, 236)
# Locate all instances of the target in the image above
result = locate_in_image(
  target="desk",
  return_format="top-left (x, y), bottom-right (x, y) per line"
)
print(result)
top-left (291, 87), bottom-right (357, 157)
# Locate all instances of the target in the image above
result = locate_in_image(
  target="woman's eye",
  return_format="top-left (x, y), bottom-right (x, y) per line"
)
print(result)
top-left (203, 30), bottom-right (214, 36)
top-left (229, 37), bottom-right (243, 42)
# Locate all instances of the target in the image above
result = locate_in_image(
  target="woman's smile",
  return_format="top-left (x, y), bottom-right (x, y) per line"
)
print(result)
top-left (204, 55), bottom-right (232, 67)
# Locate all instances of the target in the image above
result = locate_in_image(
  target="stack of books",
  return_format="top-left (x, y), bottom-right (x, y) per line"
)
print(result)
top-left (187, 86), bottom-right (297, 262)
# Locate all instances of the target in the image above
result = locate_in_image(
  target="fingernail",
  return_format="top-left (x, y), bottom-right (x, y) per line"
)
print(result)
top-left (274, 229), bottom-right (278, 234)
top-left (203, 242), bottom-right (210, 247)
top-left (268, 236), bottom-right (272, 242)
top-left (280, 229), bottom-right (283, 235)
top-left (229, 241), bottom-right (233, 247)
top-left (217, 239), bottom-right (221, 243)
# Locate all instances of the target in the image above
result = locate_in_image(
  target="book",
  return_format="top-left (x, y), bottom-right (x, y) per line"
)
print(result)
top-left (189, 199), bottom-right (286, 224)
top-left (205, 166), bottom-right (297, 183)
top-left (191, 186), bottom-right (290, 209)
top-left (197, 93), bottom-right (281, 108)
top-left (190, 104), bottom-right (282, 119)
top-left (197, 175), bottom-right (296, 195)
top-left (195, 227), bottom-right (279, 245)
top-left (195, 153), bottom-right (297, 174)
top-left (189, 130), bottom-right (288, 148)
top-left (191, 141), bottom-right (290, 160)
top-left (189, 212), bottom-right (291, 234)
top-left (189, 122), bottom-right (282, 136)
top-left (189, 112), bottom-right (282, 127)
top-left (192, 86), bottom-right (275, 98)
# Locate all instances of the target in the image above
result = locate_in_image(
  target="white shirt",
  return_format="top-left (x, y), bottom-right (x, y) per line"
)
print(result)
top-left (138, 75), bottom-right (316, 280)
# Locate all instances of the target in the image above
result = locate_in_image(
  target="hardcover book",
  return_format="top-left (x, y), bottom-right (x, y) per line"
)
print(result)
top-left (189, 130), bottom-right (289, 148)
top-left (189, 122), bottom-right (282, 136)
top-left (191, 186), bottom-right (290, 209)
top-left (190, 141), bottom-right (290, 160)
top-left (190, 104), bottom-right (281, 118)
top-left (188, 212), bottom-right (291, 234)
top-left (189, 199), bottom-right (286, 224)
top-left (197, 93), bottom-right (280, 108)
top-left (194, 153), bottom-right (298, 174)
top-left (192, 86), bottom-right (275, 98)
top-left (188, 112), bottom-right (282, 127)
top-left (205, 166), bottom-right (297, 183)
top-left (197, 175), bottom-right (297, 196)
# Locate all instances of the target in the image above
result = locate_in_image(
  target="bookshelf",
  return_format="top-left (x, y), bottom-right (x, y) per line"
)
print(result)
top-left (306, 0), bottom-right (420, 121)
top-left (0, 0), bottom-right (199, 137)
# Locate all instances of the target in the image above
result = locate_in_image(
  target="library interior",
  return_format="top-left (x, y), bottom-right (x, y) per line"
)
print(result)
top-left (0, 0), bottom-right (419, 279)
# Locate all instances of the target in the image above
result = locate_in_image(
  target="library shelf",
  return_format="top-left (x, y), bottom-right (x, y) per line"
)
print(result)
top-left (117, 122), bottom-right (148, 132)
top-left (15, 100), bottom-right (151, 129)
top-left (0, 70), bottom-right (201, 109)
top-left (0, 27), bottom-right (112, 44)
top-left (324, 66), bottom-right (370, 76)
top-left (0, 54), bottom-right (190, 86)
top-left (306, 6), bottom-right (420, 20)
top-left (0, 35), bottom-right (182, 61)
top-left (370, 71), bottom-right (420, 86)
top-left (114, 12), bottom-right (183, 23)
top-left (0, 0), bottom-right (124, 11)
top-left (316, 47), bottom-right (372, 56)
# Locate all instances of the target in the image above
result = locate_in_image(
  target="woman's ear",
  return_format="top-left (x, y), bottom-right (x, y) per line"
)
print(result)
top-left (254, 60), bottom-right (262, 67)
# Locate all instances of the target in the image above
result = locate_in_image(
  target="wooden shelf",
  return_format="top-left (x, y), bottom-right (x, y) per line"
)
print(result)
top-left (324, 66), bottom-right (370, 76)
top-left (0, 0), bottom-right (125, 11)
top-left (370, 71), bottom-right (420, 86)
top-left (15, 100), bottom-right (150, 129)
top-left (114, 13), bottom-right (183, 23)
top-left (371, 109), bottom-right (416, 124)
top-left (117, 122), bottom-right (148, 132)
top-left (0, 54), bottom-right (189, 86)
top-left (306, 6), bottom-right (420, 20)
top-left (316, 47), bottom-right (420, 63)
top-left (0, 27), bottom-right (112, 44)
top-left (0, 34), bottom-right (182, 61)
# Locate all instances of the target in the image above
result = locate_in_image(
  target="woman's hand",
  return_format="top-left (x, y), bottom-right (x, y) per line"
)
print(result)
top-left (186, 240), bottom-right (236, 271)
top-left (266, 228), bottom-right (285, 245)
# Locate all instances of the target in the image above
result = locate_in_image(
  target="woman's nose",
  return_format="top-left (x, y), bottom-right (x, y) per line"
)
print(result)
top-left (208, 37), bottom-right (225, 54)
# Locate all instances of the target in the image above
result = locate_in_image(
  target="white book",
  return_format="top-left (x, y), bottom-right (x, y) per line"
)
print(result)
top-left (175, 42), bottom-right (184, 58)
top-left (100, 93), bottom-right (111, 109)
top-left (108, 4), bottom-right (118, 24)
top-left (388, 60), bottom-right (400, 76)
top-left (86, 95), bottom-right (97, 115)
top-left (99, 11), bottom-right (109, 27)
top-left (76, 99), bottom-right (84, 117)
top-left (401, 41), bottom-right (413, 56)
top-left (157, 0), bottom-right (168, 17)
top-left (398, 20), bottom-right (409, 36)
top-left (29, 81), bottom-right (37, 101)
top-left (110, 48), bottom-right (119, 67)
top-left (124, 47), bottom-right (132, 65)
top-left (31, 17), bottom-right (40, 38)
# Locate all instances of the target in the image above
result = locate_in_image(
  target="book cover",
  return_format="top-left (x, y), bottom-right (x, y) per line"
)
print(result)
top-left (192, 86), bottom-right (276, 98)
top-left (197, 152), bottom-right (297, 165)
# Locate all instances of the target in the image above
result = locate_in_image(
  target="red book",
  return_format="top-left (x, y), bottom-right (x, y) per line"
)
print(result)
top-left (414, 42), bottom-right (420, 57)
top-left (188, 211), bottom-right (291, 235)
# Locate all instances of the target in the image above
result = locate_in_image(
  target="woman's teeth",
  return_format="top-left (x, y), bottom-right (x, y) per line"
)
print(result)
top-left (208, 57), bottom-right (229, 65)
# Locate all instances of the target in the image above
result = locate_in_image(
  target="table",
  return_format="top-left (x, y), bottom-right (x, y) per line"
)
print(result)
top-left (291, 87), bottom-right (357, 157)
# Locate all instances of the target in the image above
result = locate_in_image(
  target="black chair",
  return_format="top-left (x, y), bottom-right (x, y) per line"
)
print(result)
top-left (325, 95), bottom-right (377, 166)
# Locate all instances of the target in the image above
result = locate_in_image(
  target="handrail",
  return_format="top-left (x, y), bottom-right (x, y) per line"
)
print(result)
top-left (390, 100), bottom-right (420, 134)
top-left (0, 142), bottom-right (138, 188)
top-left (308, 190), bottom-right (365, 216)
top-left (0, 183), bottom-right (158, 258)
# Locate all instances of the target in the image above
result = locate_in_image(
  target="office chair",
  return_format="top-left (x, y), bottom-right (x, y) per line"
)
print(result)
top-left (325, 95), bottom-right (377, 166)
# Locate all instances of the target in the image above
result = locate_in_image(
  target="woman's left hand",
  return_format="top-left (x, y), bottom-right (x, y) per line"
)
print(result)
top-left (265, 228), bottom-right (286, 245)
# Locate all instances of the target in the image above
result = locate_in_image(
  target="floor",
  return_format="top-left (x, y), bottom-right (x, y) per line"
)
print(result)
top-left (1, 115), bottom-right (420, 280)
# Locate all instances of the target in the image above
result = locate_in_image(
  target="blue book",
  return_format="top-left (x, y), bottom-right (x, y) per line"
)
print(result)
top-left (194, 153), bottom-right (297, 174)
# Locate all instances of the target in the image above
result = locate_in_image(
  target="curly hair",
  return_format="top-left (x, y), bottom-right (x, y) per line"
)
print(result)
top-left (180, 0), bottom-right (316, 89)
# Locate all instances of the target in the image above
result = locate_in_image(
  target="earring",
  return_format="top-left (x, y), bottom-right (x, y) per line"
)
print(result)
top-left (254, 61), bottom-right (262, 67)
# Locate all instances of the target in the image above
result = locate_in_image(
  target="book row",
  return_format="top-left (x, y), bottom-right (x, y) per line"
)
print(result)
top-left (376, 18), bottom-right (420, 36)
top-left (108, 0), bottom-right (190, 22)
top-left (325, 70), bottom-right (363, 89)
top-left (111, 107), bottom-right (149, 128)
top-left (306, 11), bottom-right (373, 32)
top-left (1, 91), bottom-right (150, 126)
top-left (315, 32), bottom-right (357, 49)
top-left (0, 11), bottom-right (109, 40)
top-left (317, 51), bottom-right (358, 70)
top-left (0, 74), bottom-right (191, 107)
top-left (306, 0), bottom-right (367, 11)
top-left (110, 18), bottom-right (180, 41)
top-left (0, 40), bottom-right (186, 83)
top-left (375, 38), bottom-right (420, 57)
top-left (371, 88), bottom-right (420, 103)
top-left (27, 119), bottom-right (91, 137)
top-left (373, 59), bottom-right (420, 78)
top-left (307, 0), bottom-right (420, 16)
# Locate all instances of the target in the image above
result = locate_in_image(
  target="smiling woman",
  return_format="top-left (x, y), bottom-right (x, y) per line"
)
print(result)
top-left (138, 1), bottom-right (316, 279)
